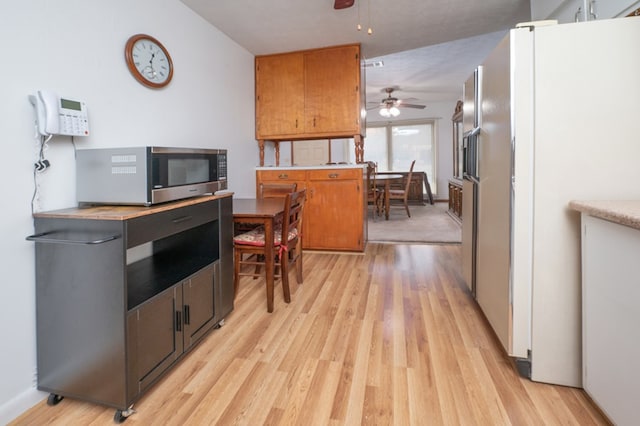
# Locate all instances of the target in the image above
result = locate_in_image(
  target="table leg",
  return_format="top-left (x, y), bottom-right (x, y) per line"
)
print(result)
top-left (264, 218), bottom-right (275, 312)
top-left (385, 181), bottom-right (391, 220)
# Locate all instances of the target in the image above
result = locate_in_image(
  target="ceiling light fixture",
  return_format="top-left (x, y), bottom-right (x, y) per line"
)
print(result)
top-left (367, 0), bottom-right (373, 35)
top-left (379, 106), bottom-right (400, 118)
top-left (356, 0), bottom-right (372, 35)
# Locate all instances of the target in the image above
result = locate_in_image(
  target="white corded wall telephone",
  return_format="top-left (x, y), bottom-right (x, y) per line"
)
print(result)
top-left (28, 90), bottom-right (89, 137)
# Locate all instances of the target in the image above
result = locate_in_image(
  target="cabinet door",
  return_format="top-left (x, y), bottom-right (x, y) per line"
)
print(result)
top-left (128, 286), bottom-right (183, 395)
top-left (255, 53), bottom-right (304, 138)
top-left (304, 45), bottom-right (361, 136)
top-left (306, 169), bottom-right (364, 251)
top-left (183, 264), bottom-right (215, 349)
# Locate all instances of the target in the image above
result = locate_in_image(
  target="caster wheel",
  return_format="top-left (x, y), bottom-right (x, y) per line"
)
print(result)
top-left (114, 406), bottom-right (135, 423)
top-left (214, 318), bottom-right (225, 329)
top-left (47, 394), bottom-right (64, 406)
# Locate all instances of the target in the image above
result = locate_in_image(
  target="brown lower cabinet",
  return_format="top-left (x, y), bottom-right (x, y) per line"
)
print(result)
top-left (256, 167), bottom-right (366, 251)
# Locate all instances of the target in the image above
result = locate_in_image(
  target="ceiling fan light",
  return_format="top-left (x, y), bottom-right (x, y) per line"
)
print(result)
top-left (390, 106), bottom-right (400, 116)
top-left (379, 108), bottom-right (391, 118)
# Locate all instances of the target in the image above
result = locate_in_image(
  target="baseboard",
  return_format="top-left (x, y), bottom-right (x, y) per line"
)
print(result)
top-left (0, 387), bottom-right (46, 424)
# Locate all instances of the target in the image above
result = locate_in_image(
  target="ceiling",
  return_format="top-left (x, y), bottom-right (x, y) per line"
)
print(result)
top-left (181, 0), bottom-right (531, 109)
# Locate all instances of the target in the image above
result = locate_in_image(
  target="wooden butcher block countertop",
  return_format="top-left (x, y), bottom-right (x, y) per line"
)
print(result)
top-left (32, 193), bottom-right (232, 221)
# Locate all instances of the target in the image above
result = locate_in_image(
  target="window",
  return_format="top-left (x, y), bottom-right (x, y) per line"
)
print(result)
top-left (351, 119), bottom-right (437, 194)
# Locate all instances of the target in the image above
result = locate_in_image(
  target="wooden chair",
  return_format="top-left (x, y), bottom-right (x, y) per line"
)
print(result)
top-left (233, 189), bottom-right (306, 310)
top-left (235, 183), bottom-right (298, 236)
top-left (365, 161), bottom-right (382, 216)
top-left (259, 182), bottom-right (297, 199)
top-left (388, 160), bottom-right (416, 217)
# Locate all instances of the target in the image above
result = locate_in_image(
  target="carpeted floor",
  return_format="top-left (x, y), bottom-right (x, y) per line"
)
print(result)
top-left (367, 202), bottom-right (461, 244)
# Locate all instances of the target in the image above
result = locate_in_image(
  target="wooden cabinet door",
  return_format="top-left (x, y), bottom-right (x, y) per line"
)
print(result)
top-left (255, 53), bottom-right (304, 138)
top-left (306, 169), bottom-right (364, 251)
top-left (304, 45), bottom-right (361, 136)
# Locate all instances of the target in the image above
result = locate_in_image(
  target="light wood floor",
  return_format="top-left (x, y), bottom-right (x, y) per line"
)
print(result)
top-left (12, 243), bottom-right (610, 425)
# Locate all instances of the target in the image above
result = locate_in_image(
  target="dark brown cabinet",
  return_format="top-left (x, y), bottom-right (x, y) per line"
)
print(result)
top-left (449, 101), bottom-right (463, 222)
top-left (448, 179), bottom-right (463, 222)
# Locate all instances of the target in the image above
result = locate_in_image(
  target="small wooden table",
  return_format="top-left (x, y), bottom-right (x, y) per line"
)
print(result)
top-left (375, 174), bottom-right (403, 220)
top-left (232, 198), bottom-right (285, 312)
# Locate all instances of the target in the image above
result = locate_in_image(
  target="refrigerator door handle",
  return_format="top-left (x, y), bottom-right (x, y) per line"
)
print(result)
top-left (589, 1), bottom-right (597, 20)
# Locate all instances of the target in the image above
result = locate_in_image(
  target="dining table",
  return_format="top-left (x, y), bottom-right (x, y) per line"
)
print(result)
top-left (232, 197), bottom-right (285, 312)
top-left (374, 173), bottom-right (403, 220)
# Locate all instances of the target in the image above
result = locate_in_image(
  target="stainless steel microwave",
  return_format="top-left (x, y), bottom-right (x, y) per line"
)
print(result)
top-left (76, 147), bottom-right (227, 206)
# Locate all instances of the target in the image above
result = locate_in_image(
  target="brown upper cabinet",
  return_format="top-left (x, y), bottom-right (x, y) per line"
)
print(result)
top-left (255, 44), bottom-right (365, 165)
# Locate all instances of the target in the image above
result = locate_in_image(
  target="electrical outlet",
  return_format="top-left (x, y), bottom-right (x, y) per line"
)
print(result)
top-left (32, 367), bottom-right (38, 386)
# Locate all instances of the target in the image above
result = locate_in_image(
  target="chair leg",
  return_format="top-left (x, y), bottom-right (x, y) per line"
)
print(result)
top-left (295, 249), bottom-right (303, 284)
top-left (233, 249), bottom-right (241, 298)
top-left (279, 254), bottom-right (291, 303)
top-left (404, 199), bottom-right (411, 217)
top-left (254, 254), bottom-right (264, 278)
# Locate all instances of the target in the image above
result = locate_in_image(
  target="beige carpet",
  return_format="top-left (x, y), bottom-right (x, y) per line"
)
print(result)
top-left (367, 202), bottom-right (461, 244)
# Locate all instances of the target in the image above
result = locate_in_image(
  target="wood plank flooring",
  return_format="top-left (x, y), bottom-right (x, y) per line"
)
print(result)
top-left (11, 243), bottom-right (610, 425)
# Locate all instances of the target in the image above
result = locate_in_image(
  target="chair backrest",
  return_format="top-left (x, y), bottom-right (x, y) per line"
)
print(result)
top-left (280, 189), bottom-right (306, 249)
top-left (365, 161), bottom-right (377, 196)
top-left (403, 160), bottom-right (416, 196)
top-left (259, 182), bottom-right (297, 199)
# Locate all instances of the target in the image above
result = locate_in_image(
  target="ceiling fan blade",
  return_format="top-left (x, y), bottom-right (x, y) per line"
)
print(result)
top-left (398, 103), bottom-right (426, 109)
top-left (334, 0), bottom-right (354, 9)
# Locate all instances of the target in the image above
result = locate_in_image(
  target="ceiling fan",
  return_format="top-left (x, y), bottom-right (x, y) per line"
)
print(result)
top-left (334, 0), bottom-right (354, 9)
top-left (367, 87), bottom-right (426, 117)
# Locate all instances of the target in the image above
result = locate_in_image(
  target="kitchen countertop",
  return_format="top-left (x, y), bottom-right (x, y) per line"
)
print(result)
top-left (256, 164), bottom-right (365, 170)
top-left (569, 200), bottom-right (640, 231)
top-left (32, 193), bottom-right (232, 221)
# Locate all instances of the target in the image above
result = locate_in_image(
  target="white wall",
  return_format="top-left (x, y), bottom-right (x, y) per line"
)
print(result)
top-left (0, 1), bottom-right (256, 422)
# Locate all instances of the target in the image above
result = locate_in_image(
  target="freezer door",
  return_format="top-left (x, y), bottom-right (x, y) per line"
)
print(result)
top-left (475, 28), bottom-right (534, 362)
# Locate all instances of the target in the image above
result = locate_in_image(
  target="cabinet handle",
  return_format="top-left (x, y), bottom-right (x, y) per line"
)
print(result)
top-left (278, 174), bottom-right (289, 179)
top-left (295, 119), bottom-right (298, 128)
top-left (313, 117), bottom-right (316, 127)
top-left (25, 232), bottom-right (119, 245)
top-left (176, 311), bottom-right (182, 332)
top-left (184, 305), bottom-right (190, 325)
top-left (328, 173), bottom-right (339, 179)
top-left (171, 215), bottom-right (193, 224)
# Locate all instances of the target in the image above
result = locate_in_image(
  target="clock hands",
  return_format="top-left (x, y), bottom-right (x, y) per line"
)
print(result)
top-left (143, 48), bottom-right (158, 80)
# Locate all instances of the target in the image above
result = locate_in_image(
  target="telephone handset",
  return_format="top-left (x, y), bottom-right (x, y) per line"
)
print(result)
top-left (28, 90), bottom-right (89, 137)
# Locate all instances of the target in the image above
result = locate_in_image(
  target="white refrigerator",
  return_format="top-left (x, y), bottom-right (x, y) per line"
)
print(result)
top-left (472, 16), bottom-right (640, 387)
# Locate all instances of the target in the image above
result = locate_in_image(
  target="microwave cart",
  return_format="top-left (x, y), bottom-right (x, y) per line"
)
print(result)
top-left (27, 194), bottom-right (234, 422)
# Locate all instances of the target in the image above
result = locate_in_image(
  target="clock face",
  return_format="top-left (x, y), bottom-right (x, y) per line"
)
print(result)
top-left (125, 34), bottom-right (173, 88)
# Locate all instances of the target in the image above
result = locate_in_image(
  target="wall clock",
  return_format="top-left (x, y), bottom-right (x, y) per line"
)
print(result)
top-left (124, 34), bottom-right (174, 89)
